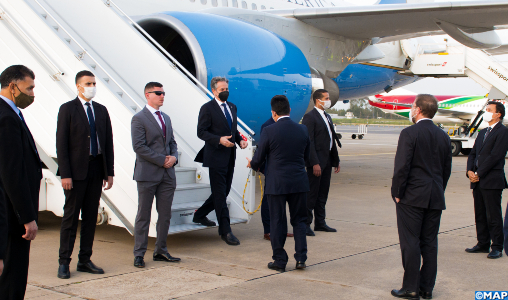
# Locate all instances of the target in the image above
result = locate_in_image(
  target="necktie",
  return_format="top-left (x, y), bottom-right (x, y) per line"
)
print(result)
top-left (155, 111), bottom-right (166, 139)
top-left (85, 103), bottom-right (98, 157)
top-left (222, 103), bottom-right (232, 129)
top-left (483, 127), bottom-right (492, 143)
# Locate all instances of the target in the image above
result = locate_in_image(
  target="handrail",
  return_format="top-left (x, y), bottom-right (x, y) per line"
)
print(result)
top-left (0, 4), bottom-right (63, 80)
top-left (103, 0), bottom-right (256, 137)
top-left (31, 0), bottom-right (143, 110)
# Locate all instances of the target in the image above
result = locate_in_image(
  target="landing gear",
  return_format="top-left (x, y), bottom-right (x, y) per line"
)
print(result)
top-left (352, 134), bottom-right (356, 139)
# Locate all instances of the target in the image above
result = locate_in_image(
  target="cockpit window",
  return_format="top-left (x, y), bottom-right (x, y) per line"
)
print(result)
top-left (222, 0), bottom-right (228, 6)
top-left (212, 0), bottom-right (218, 6)
top-left (242, 1), bottom-right (247, 9)
top-left (232, 0), bottom-right (238, 7)
top-left (252, 3), bottom-right (257, 10)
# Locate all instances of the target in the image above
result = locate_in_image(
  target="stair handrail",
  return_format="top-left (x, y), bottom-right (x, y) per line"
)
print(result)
top-left (103, 0), bottom-right (256, 137)
top-left (31, 0), bottom-right (143, 110)
top-left (0, 4), bottom-right (63, 81)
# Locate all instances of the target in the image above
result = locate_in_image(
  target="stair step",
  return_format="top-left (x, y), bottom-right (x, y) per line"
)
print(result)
top-left (168, 218), bottom-right (248, 234)
top-left (173, 183), bottom-right (210, 204)
top-left (175, 167), bottom-right (196, 185)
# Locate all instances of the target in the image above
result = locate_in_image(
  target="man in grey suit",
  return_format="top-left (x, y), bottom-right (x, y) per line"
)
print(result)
top-left (131, 82), bottom-right (181, 268)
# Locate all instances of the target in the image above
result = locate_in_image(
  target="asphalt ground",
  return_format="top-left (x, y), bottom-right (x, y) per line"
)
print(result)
top-left (24, 126), bottom-right (507, 300)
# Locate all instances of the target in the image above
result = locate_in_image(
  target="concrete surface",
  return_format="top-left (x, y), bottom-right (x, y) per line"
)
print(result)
top-left (25, 129), bottom-right (507, 300)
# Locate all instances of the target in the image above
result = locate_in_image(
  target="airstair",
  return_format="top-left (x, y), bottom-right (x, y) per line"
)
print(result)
top-left (0, 0), bottom-right (256, 236)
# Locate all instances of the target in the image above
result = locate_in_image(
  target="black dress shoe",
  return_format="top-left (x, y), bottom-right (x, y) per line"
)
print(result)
top-left (314, 224), bottom-right (337, 232)
top-left (153, 252), bottom-right (181, 262)
top-left (391, 288), bottom-right (419, 299)
top-left (77, 261), bottom-right (104, 274)
top-left (221, 232), bottom-right (240, 245)
top-left (487, 249), bottom-right (503, 259)
top-left (465, 245), bottom-right (490, 253)
top-left (193, 217), bottom-right (216, 227)
top-left (134, 256), bottom-right (145, 268)
top-left (306, 226), bottom-right (315, 236)
top-left (419, 289), bottom-right (432, 299)
top-left (57, 264), bottom-right (70, 279)
top-left (295, 261), bottom-right (306, 269)
top-left (267, 262), bottom-right (285, 272)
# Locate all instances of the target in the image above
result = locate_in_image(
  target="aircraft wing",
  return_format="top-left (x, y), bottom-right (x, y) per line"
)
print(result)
top-left (270, 1), bottom-right (508, 44)
top-left (374, 100), bottom-right (477, 118)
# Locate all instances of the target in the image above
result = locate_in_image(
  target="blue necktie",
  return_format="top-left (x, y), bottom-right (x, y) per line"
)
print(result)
top-left (222, 103), bottom-right (232, 129)
top-left (483, 127), bottom-right (492, 143)
top-left (85, 102), bottom-right (98, 157)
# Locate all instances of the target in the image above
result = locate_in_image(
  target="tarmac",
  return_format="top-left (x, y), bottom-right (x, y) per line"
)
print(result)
top-left (25, 127), bottom-right (507, 300)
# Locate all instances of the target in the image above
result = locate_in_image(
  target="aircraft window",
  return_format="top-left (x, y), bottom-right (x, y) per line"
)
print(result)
top-left (232, 0), bottom-right (238, 7)
top-left (222, 0), bottom-right (228, 6)
top-left (261, 5), bottom-right (266, 9)
top-left (242, 1), bottom-right (247, 9)
top-left (212, 0), bottom-right (218, 6)
top-left (201, 0), bottom-right (207, 4)
top-left (252, 3), bottom-right (257, 10)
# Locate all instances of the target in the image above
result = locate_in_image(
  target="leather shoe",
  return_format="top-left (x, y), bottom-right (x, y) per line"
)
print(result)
top-left (193, 217), bottom-right (216, 227)
top-left (487, 249), bottom-right (503, 259)
top-left (314, 224), bottom-right (337, 232)
top-left (419, 289), bottom-right (432, 299)
top-left (295, 261), bottom-right (306, 269)
top-left (287, 233), bottom-right (294, 237)
top-left (153, 252), bottom-right (181, 262)
top-left (77, 261), bottom-right (104, 274)
top-left (465, 245), bottom-right (490, 253)
top-left (221, 232), bottom-right (240, 245)
top-left (263, 233), bottom-right (270, 241)
top-left (391, 288), bottom-right (419, 299)
top-left (306, 226), bottom-right (315, 236)
top-left (267, 262), bottom-right (285, 272)
top-left (134, 256), bottom-right (145, 268)
top-left (57, 264), bottom-right (70, 279)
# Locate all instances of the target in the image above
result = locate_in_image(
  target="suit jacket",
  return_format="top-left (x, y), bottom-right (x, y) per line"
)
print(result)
top-left (302, 108), bottom-right (340, 169)
top-left (56, 98), bottom-right (114, 180)
top-left (466, 122), bottom-right (508, 189)
top-left (258, 117), bottom-right (275, 175)
top-left (194, 99), bottom-right (243, 169)
top-left (0, 99), bottom-right (42, 228)
top-left (391, 120), bottom-right (452, 210)
top-left (131, 106), bottom-right (178, 181)
top-left (250, 117), bottom-right (310, 195)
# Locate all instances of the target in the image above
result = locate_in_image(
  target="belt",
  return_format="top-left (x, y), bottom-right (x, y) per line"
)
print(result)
top-left (89, 154), bottom-right (103, 161)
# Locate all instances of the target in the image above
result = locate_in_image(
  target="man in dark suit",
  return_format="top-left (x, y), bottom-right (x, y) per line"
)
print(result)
top-left (302, 89), bottom-right (341, 236)
top-left (193, 77), bottom-right (248, 245)
top-left (0, 65), bottom-right (42, 299)
top-left (247, 95), bottom-right (310, 272)
top-left (56, 70), bottom-right (114, 279)
top-left (465, 101), bottom-right (508, 259)
top-left (391, 94), bottom-right (452, 300)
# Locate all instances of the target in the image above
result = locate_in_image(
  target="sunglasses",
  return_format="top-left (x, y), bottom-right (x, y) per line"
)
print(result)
top-left (148, 91), bottom-right (165, 96)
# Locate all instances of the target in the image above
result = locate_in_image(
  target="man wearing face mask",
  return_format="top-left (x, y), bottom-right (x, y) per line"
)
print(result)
top-left (56, 70), bottom-right (115, 279)
top-left (391, 95), bottom-right (452, 300)
top-left (302, 89), bottom-right (341, 236)
top-left (0, 65), bottom-right (42, 299)
top-left (465, 101), bottom-right (508, 259)
top-left (193, 76), bottom-right (248, 245)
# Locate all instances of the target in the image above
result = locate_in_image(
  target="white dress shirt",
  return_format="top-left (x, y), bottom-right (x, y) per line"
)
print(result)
top-left (216, 98), bottom-right (233, 120)
top-left (0, 95), bottom-right (21, 119)
top-left (145, 104), bottom-right (165, 131)
top-left (78, 96), bottom-right (101, 155)
top-left (416, 118), bottom-right (431, 123)
top-left (314, 106), bottom-right (333, 150)
top-left (277, 115), bottom-right (290, 121)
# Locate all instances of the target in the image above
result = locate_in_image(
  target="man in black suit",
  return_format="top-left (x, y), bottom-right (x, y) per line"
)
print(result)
top-left (247, 95), bottom-right (310, 272)
top-left (391, 94), bottom-right (452, 300)
top-left (302, 89), bottom-right (341, 236)
top-left (465, 101), bottom-right (508, 259)
top-left (0, 65), bottom-right (42, 299)
top-left (193, 77), bottom-right (248, 245)
top-left (56, 70), bottom-right (114, 279)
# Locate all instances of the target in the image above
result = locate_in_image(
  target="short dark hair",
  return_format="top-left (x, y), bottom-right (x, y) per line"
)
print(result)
top-left (312, 89), bottom-right (328, 104)
top-left (144, 82), bottom-right (163, 93)
top-left (487, 101), bottom-right (505, 119)
top-left (414, 94), bottom-right (438, 119)
top-left (271, 95), bottom-right (290, 116)
top-left (75, 70), bottom-right (95, 84)
top-left (0, 65), bottom-right (35, 89)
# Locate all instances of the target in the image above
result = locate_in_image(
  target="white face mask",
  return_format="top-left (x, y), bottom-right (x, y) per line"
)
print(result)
top-left (80, 86), bottom-right (96, 99)
top-left (483, 111), bottom-right (493, 122)
top-left (409, 107), bottom-right (415, 124)
top-left (320, 99), bottom-right (331, 110)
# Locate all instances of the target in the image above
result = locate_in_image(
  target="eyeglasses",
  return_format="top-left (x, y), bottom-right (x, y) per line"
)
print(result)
top-left (148, 91), bottom-right (165, 96)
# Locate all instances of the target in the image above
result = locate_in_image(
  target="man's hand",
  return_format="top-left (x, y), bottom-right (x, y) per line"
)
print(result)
top-left (0, 259), bottom-right (3, 276)
top-left (103, 176), bottom-right (114, 190)
top-left (468, 171), bottom-right (479, 183)
top-left (313, 164), bottom-right (321, 177)
top-left (334, 164), bottom-right (340, 174)
top-left (220, 136), bottom-right (234, 147)
top-left (395, 197), bottom-right (400, 203)
top-left (22, 220), bottom-right (38, 241)
top-left (164, 156), bottom-right (177, 168)
top-left (240, 140), bottom-right (248, 149)
top-left (61, 178), bottom-right (73, 190)
top-left (246, 157), bottom-right (252, 168)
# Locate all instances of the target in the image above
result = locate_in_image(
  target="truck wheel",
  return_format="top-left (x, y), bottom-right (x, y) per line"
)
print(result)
top-left (359, 134), bottom-right (364, 139)
top-left (460, 148), bottom-right (471, 155)
top-left (451, 141), bottom-right (461, 156)
top-left (352, 134), bottom-right (357, 139)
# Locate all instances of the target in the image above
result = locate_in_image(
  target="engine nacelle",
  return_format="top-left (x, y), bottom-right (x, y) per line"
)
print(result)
top-left (136, 12), bottom-right (312, 136)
